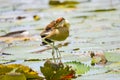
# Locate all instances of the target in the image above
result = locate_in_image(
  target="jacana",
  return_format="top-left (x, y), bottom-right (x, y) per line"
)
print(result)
top-left (40, 17), bottom-right (70, 63)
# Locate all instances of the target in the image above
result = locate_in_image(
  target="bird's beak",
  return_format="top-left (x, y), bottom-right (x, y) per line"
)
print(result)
top-left (65, 19), bottom-right (69, 24)
top-left (64, 19), bottom-right (70, 27)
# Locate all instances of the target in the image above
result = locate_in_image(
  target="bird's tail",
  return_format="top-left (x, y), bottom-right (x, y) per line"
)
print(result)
top-left (41, 35), bottom-right (53, 45)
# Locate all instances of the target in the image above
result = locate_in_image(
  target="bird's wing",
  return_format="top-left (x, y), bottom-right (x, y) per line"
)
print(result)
top-left (40, 20), bottom-right (57, 36)
top-left (45, 20), bottom-right (56, 31)
top-left (44, 29), bottom-right (56, 39)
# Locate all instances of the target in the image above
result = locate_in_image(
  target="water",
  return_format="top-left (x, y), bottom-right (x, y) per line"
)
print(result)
top-left (0, 0), bottom-right (120, 80)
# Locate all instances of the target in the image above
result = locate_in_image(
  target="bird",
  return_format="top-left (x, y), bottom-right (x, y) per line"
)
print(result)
top-left (40, 17), bottom-right (70, 63)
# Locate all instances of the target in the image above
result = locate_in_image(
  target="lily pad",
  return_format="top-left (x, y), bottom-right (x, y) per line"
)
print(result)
top-left (65, 61), bottom-right (90, 75)
top-left (0, 64), bottom-right (43, 79)
top-left (105, 52), bottom-right (120, 62)
top-left (40, 60), bottom-right (76, 80)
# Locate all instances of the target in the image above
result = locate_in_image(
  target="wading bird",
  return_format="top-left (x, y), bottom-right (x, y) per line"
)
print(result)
top-left (40, 17), bottom-right (70, 63)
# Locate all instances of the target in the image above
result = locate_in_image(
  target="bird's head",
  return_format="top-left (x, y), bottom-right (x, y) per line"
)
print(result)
top-left (55, 17), bottom-right (70, 28)
top-left (55, 17), bottom-right (65, 27)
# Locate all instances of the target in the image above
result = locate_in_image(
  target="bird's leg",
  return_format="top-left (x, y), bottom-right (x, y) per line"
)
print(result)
top-left (53, 42), bottom-right (60, 63)
top-left (42, 39), bottom-right (56, 63)
top-left (54, 46), bottom-right (61, 62)
top-left (52, 42), bottom-right (56, 63)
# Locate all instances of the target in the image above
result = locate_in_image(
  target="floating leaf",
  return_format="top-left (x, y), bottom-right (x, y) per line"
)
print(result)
top-left (0, 64), bottom-right (13, 75)
top-left (0, 64), bottom-right (43, 80)
top-left (65, 61), bottom-right (90, 75)
top-left (24, 59), bottom-right (41, 61)
top-left (106, 62), bottom-right (120, 73)
top-left (1, 73), bottom-right (26, 80)
top-left (7, 64), bottom-right (40, 79)
top-left (49, 0), bottom-right (79, 5)
top-left (88, 8), bottom-right (116, 12)
top-left (40, 60), bottom-right (76, 80)
top-left (49, 0), bottom-right (79, 8)
top-left (105, 52), bottom-right (120, 62)
top-left (73, 48), bottom-right (80, 51)
top-left (33, 15), bottom-right (40, 21)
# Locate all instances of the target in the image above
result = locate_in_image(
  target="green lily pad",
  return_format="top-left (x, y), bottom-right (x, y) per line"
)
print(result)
top-left (105, 52), bottom-right (120, 62)
top-left (65, 61), bottom-right (90, 75)
top-left (40, 60), bottom-right (76, 80)
top-left (1, 73), bottom-right (26, 80)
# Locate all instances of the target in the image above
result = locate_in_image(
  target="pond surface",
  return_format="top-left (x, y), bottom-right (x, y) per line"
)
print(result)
top-left (0, 0), bottom-right (120, 80)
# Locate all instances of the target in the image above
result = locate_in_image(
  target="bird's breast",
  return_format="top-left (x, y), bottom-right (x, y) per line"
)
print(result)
top-left (49, 27), bottom-right (69, 41)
